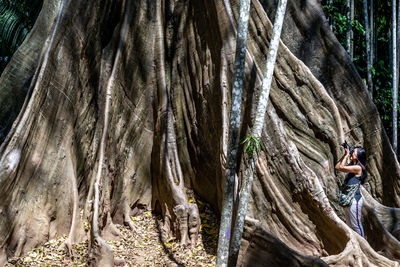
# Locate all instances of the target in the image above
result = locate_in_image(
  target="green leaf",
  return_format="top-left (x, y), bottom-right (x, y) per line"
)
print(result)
top-left (241, 134), bottom-right (262, 158)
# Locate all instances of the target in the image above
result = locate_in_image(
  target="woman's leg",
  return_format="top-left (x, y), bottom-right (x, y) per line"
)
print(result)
top-left (346, 198), bottom-right (364, 237)
top-left (356, 197), bottom-right (364, 237)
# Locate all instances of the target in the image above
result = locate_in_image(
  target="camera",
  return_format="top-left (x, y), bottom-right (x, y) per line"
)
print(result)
top-left (341, 141), bottom-right (354, 155)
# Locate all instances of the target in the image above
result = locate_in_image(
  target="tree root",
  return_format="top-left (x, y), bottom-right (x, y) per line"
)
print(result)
top-left (14, 227), bottom-right (26, 258)
top-left (252, 104), bottom-right (400, 266)
top-left (362, 187), bottom-right (400, 240)
top-left (123, 201), bottom-right (136, 232)
top-left (188, 203), bottom-right (201, 249)
top-left (173, 204), bottom-right (189, 247)
top-left (58, 238), bottom-right (74, 258)
top-left (90, 237), bottom-right (114, 267)
top-left (105, 213), bottom-right (122, 237)
top-left (59, 149), bottom-right (83, 258)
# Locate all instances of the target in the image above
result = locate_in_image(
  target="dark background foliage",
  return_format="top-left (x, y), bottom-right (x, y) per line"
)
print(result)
top-left (0, 0), bottom-right (42, 72)
top-left (323, 0), bottom-right (396, 144)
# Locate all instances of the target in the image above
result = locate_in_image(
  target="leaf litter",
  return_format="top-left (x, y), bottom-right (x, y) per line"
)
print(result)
top-left (6, 198), bottom-right (218, 266)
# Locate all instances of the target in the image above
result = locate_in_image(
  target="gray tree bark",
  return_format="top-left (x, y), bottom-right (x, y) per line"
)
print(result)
top-left (363, 0), bottom-right (373, 98)
top-left (328, 0), bottom-right (333, 31)
top-left (229, 0), bottom-right (288, 266)
top-left (350, 0), bottom-right (354, 59)
top-left (216, 0), bottom-right (251, 266)
top-left (370, 0), bottom-right (374, 64)
top-left (397, 0), bottom-right (400, 138)
top-left (346, 0), bottom-right (351, 57)
top-left (393, 0), bottom-right (398, 153)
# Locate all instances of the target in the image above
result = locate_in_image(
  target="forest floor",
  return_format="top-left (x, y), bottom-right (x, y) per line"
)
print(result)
top-left (6, 200), bottom-right (218, 266)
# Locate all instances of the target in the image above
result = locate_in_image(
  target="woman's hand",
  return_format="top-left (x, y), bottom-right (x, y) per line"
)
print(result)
top-left (335, 146), bottom-right (361, 174)
top-left (344, 147), bottom-right (350, 156)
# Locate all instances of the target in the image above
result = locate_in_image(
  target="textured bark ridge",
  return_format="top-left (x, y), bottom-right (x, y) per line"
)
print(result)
top-left (237, 218), bottom-right (329, 267)
top-left (0, 0), bottom-right (400, 266)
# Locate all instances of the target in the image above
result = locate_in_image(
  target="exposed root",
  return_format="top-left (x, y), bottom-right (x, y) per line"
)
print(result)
top-left (89, 0), bottom-right (133, 265)
top-left (0, 248), bottom-right (6, 266)
top-left (83, 175), bottom-right (95, 225)
top-left (14, 227), bottom-right (26, 258)
top-left (105, 213), bottom-right (122, 237)
top-left (59, 149), bottom-right (82, 258)
top-left (253, 103), bottom-right (400, 265)
top-left (173, 204), bottom-right (189, 247)
top-left (239, 218), bottom-right (329, 266)
top-left (58, 238), bottom-right (74, 258)
top-left (90, 238), bottom-right (114, 267)
top-left (362, 187), bottom-right (400, 240)
top-left (188, 203), bottom-right (201, 249)
top-left (151, 0), bottom-right (200, 249)
top-left (160, 211), bottom-right (171, 243)
top-left (123, 201), bottom-right (136, 231)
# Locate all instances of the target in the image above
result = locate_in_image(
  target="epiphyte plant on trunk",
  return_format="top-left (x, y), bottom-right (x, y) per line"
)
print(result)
top-left (241, 134), bottom-right (261, 159)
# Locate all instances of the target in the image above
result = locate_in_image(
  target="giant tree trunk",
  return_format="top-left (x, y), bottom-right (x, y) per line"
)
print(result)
top-left (1, 0), bottom-right (400, 266)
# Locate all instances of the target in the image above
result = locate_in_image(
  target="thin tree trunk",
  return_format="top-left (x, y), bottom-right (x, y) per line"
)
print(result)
top-left (393, 0), bottom-right (400, 133)
top-left (350, 0), bottom-right (354, 59)
top-left (393, 0), bottom-right (398, 153)
top-left (346, 0), bottom-right (351, 56)
top-left (397, 0), bottom-right (400, 114)
top-left (228, 0), bottom-right (288, 265)
top-left (363, 0), bottom-right (373, 98)
top-left (329, 0), bottom-right (333, 31)
top-left (370, 0), bottom-right (374, 64)
top-left (216, 0), bottom-right (251, 266)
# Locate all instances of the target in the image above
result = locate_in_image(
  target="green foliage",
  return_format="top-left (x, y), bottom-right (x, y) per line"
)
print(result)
top-left (322, 1), bottom-right (365, 47)
top-left (241, 135), bottom-right (261, 158)
top-left (373, 60), bottom-right (396, 130)
top-left (0, 0), bottom-right (42, 72)
top-left (323, 0), bottom-right (396, 140)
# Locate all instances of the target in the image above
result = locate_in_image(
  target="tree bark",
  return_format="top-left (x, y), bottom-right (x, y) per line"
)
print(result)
top-left (216, 0), bottom-right (251, 265)
top-left (393, 0), bottom-right (398, 153)
top-left (229, 0), bottom-right (288, 265)
top-left (397, 0), bottom-right (400, 149)
top-left (370, 0), bottom-right (374, 64)
top-left (0, 0), bottom-right (60, 144)
top-left (346, 0), bottom-right (351, 57)
top-left (363, 0), bottom-right (373, 98)
top-left (350, 0), bottom-right (354, 60)
top-left (328, 0), bottom-right (333, 31)
top-left (0, 0), bottom-right (400, 266)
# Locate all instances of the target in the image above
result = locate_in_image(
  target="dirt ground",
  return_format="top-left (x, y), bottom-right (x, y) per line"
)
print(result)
top-left (6, 200), bottom-right (218, 266)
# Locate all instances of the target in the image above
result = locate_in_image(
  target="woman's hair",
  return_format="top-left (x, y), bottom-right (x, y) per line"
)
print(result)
top-left (355, 146), bottom-right (367, 184)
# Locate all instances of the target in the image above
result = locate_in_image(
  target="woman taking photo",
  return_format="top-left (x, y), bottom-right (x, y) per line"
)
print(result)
top-left (335, 145), bottom-right (367, 237)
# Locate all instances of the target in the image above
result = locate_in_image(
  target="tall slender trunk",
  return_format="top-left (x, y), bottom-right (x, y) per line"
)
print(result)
top-left (216, 0), bottom-right (251, 266)
top-left (346, 0), bottom-right (351, 56)
top-left (228, 0), bottom-right (288, 266)
top-left (329, 0), bottom-right (333, 30)
top-left (363, 0), bottom-right (373, 98)
top-left (393, 0), bottom-right (398, 153)
top-left (397, 0), bottom-right (400, 112)
top-left (350, 0), bottom-right (354, 59)
top-left (370, 0), bottom-right (374, 64)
